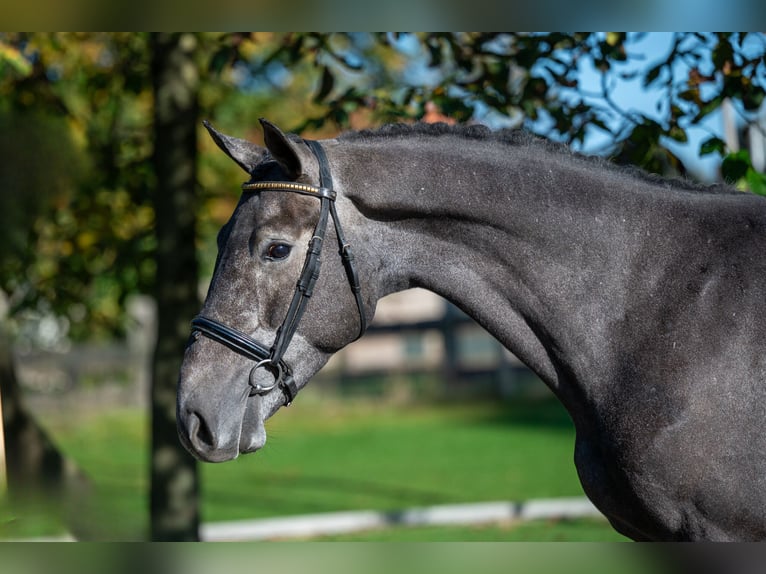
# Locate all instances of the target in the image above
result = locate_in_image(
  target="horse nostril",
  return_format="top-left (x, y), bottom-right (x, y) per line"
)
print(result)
top-left (181, 409), bottom-right (240, 462)
top-left (188, 411), bottom-right (215, 449)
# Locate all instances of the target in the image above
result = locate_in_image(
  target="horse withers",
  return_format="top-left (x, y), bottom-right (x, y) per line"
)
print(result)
top-left (177, 119), bottom-right (766, 541)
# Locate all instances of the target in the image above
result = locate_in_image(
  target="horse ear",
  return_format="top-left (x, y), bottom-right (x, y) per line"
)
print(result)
top-left (203, 120), bottom-right (268, 175)
top-left (260, 118), bottom-right (312, 181)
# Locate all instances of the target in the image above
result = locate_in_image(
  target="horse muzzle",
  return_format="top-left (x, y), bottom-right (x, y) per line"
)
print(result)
top-left (176, 342), bottom-right (273, 462)
top-left (178, 394), bottom-right (268, 462)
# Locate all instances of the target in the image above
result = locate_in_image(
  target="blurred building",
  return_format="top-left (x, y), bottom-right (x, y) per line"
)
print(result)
top-left (722, 97), bottom-right (766, 172)
top-left (316, 288), bottom-right (536, 400)
top-left (13, 288), bottom-right (541, 406)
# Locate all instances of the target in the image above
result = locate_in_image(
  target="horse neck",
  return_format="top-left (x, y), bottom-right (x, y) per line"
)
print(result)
top-left (334, 134), bottom-right (703, 407)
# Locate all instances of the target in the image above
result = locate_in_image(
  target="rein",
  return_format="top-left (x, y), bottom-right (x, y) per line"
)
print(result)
top-left (189, 140), bottom-right (367, 406)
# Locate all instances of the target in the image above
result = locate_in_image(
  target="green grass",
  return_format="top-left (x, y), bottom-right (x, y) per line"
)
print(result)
top-left (5, 407), bottom-right (150, 540)
top-left (6, 394), bottom-right (626, 541)
top-left (201, 396), bottom-right (586, 521)
top-left (310, 517), bottom-right (626, 542)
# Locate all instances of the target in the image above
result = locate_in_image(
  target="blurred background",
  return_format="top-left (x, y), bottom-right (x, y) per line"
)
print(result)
top-left (0, 32), bottom-right (764, 542)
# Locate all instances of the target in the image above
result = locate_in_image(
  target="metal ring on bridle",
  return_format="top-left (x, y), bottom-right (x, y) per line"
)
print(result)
top-left (249, 359), bottom-right (284, 395)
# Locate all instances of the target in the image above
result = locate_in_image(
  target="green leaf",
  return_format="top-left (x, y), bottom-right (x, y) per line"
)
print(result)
top-left (712, 37), bottom-right (734, 70)
top-left (746, 168), bottom-right (766, 196)
top-left (668, 126), bottom-right (688, 143)
top-left (0, 42), bottom-right (32, 76)
top-left (522, 99), bottom-right (538, 120)
top-left (313, 66), bottom-right (335, 103)
top-left (699, 136), bottom-right (726, 156)
top-left (678, 88), bottom-right (699, 103)
top-left (643, 63), bottom-right (663, 88)
top-left (209, 47), bottom-right (233, 75)
top-left (742, 87), bottom-right (765, 112)
top-left (721, 150), bottom-right (751, 183)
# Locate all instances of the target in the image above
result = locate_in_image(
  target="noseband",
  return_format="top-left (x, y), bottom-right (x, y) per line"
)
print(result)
top-left (189, 140), bottom-right (367, 406)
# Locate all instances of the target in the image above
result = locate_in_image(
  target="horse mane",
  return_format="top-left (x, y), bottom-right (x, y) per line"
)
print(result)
top-left (339, 122), bottom-right (738, 196)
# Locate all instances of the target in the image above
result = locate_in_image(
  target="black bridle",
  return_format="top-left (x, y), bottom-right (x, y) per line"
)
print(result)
top-left (189, 140), bottom-right (367, 405)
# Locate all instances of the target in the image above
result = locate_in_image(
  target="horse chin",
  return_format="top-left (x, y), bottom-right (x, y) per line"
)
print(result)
top-left (237, 394), bottom-right (270, 455)
top-left (239, 432), bottom-right (267, 455)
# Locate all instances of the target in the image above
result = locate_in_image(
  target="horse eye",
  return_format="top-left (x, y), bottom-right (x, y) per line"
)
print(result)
top-left (265, 243), bottom-right (292, 260)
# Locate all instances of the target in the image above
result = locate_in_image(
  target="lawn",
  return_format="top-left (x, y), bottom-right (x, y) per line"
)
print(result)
top-left (202, 395), bottom-right (587, 520)
top-left (3, 392), bottom-right (627, 541)
top-left (310, 517), bottom-right (626, 542)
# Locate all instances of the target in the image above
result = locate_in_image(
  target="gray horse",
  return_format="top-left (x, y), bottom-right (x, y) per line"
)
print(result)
top-left (177, 119), bottom-right (766, 541)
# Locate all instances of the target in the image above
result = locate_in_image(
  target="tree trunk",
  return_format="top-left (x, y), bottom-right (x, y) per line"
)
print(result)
top-left (0, 329), bottom-right (89, 534)
top-left (150, 32), bottom-right (200, 541)
top-left (0, 374), bottom-right (5, 495)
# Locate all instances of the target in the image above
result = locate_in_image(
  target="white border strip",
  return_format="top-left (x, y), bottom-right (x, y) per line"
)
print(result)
top-left (201, 497), bottom-right (603, 541)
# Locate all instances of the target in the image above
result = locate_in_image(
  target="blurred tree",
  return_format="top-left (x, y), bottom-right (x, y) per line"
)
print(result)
top-left (149, 32), bottom-right (201, 541)
top-left (0, 32), bottom-right (191, 540)
top-left (4, 32), bottom-right (759, 343)
top-left (0, 31), bottom-right (763, 540)
top-left (0, 33), bottom-right (156, 341)
top-left (0, 328), bottom-right (90, 536)
top-left (243, 33), bottom-right (765, 186)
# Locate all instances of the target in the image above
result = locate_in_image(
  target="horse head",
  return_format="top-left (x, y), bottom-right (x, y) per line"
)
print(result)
top-left (177, 119), bottom-right (370, 462)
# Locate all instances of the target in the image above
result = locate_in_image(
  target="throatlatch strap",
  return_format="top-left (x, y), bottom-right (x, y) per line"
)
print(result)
top-left (307, 139), bottom-right (367, 340)
top-left (305, 140), bottom-right (334, 189)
